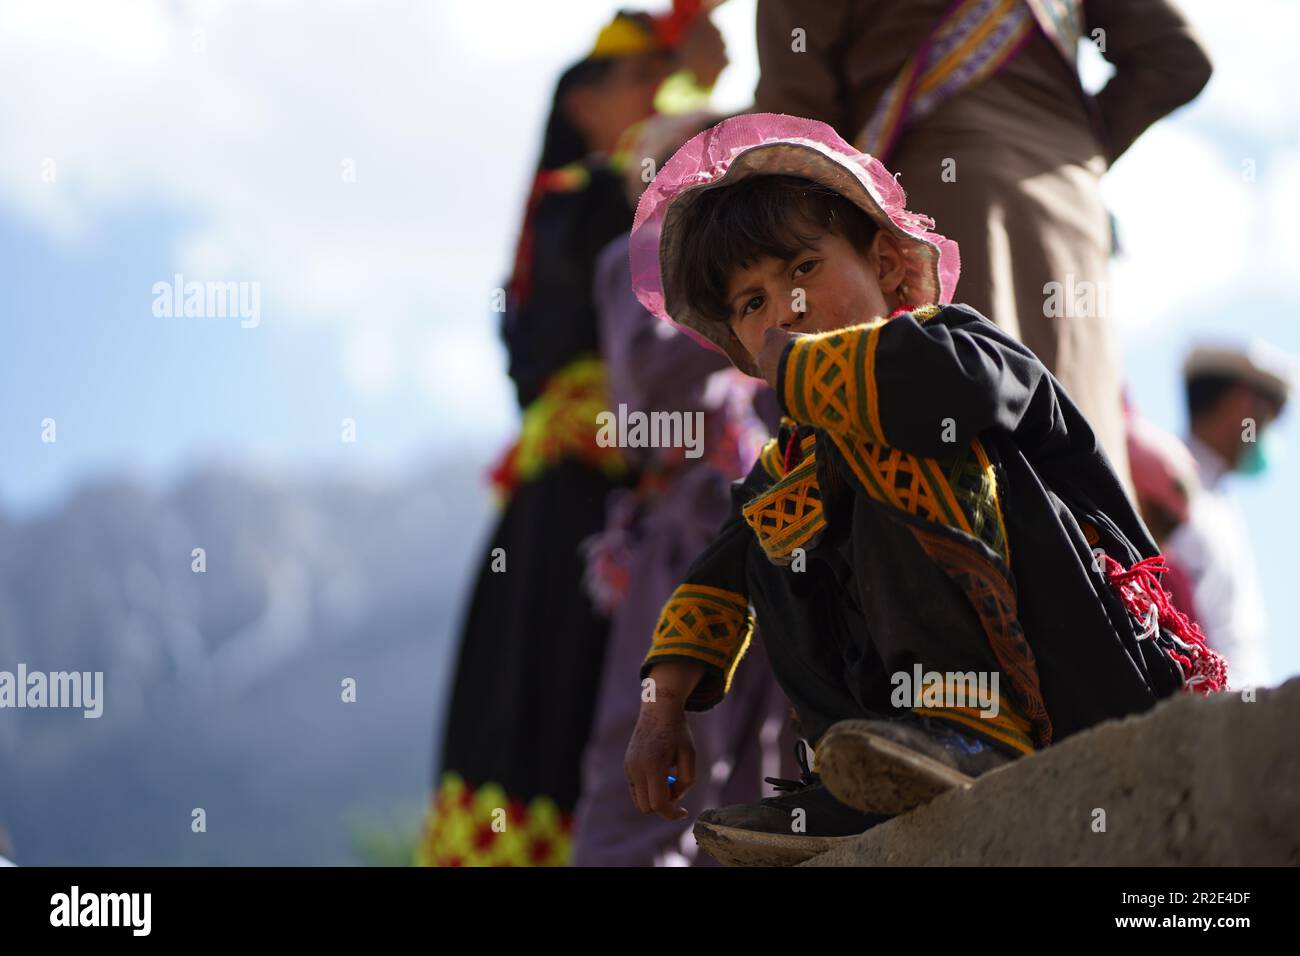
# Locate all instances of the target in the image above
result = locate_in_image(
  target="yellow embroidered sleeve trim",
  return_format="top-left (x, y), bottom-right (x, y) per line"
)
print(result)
top-left (759, 428), bottom-right (819, 482)
top-left (971, 439), bottom-right (1011, 566)
top-left (782, 320), bottom-right (888, 444)
top-left (912, 677), bottom-right (1036, 755)
top-left (741, 447), bottom-right (825, 565)
top-left (644, 583), bottom-right (753, 702)
top-left (758, 438), bottom-right (784, 481)
top-left (781, 306), bottom-right (945, 445)
top-left (918, 703), bottom-right (1036, 755)
top-left (823, 430), bottom-right (1010, 565)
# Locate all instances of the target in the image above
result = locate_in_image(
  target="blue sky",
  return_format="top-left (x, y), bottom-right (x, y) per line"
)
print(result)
top-left (1, 0), bottom-right (1297, 682)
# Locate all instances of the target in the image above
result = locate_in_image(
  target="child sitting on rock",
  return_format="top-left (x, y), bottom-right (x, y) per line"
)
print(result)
top-left (621, 113), bottom-right (1226, 865)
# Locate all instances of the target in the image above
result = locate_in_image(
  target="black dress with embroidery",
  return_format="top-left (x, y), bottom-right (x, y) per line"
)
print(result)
top-left (418, 163), bottom-right (637, 866)
top-left (641, 303), bottom-right (1219, 760)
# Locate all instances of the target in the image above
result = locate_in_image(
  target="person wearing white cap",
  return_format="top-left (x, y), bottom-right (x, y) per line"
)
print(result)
top-left (1165, 341), bottom-right (1295, 690)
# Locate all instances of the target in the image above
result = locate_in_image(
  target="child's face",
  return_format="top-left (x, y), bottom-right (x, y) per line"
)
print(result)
top-left (724, 229), bottom-right (900, 365)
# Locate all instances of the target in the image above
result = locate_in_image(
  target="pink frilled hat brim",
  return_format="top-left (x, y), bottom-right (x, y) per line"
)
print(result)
top-left (629, 112), bottom-right (961, 377)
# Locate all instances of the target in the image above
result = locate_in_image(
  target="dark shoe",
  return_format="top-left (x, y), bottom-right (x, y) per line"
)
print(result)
top-left (693, 740), bottom-right (891, 867)
top-left (818, 714), bottom-right (1019, 815)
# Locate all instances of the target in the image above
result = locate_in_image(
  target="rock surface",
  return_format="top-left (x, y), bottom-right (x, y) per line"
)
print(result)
top-left (803, 678), bottom-right (1300, 866)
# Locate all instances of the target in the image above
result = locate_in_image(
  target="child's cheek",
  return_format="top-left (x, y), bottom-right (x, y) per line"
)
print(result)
top-left (823, 289), bottom-right (859, 332)
top-left (848, 284), bottom-right (885, 327)
top-left (739, 322), bottom-right (765, 362)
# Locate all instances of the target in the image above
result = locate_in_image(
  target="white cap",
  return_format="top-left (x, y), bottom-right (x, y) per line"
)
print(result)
top-left (1183, 340), bottom-right (1296, 408)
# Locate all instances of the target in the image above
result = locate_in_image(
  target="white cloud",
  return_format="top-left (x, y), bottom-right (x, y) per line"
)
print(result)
top-left (1265, 145), bottom-right (1300, 272)
top-left (341, 322), bottom-right (396, 397)
top-left (706, 0), bottom-right (758, 113)
top-left (22, 0), bottom-right (1292, 408)
top-left (414, 323), bottom-right (510, 420)
top-left (0, 0), bottom-right (761, 419)
top-left (1097, 0), bottom-right (1300, 346)
top-left (1176, 0), bottom-right (1300, 138)
top-left (1104, 124), bottom-right (1256, 343)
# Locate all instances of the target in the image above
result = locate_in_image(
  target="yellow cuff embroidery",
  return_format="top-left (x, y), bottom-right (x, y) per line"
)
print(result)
top-left (917, 699), bottom-right (1037, 756)
top-left (782, 320), bottom-right (888, 443)
top-left (742, 444), bottom-right (826, 565)
top-left (645, 583), bottom-right (754, 704)
top-left (757, 437), bottom-right (785, 482)
top-left (780, 305), bottom-right (945, 445)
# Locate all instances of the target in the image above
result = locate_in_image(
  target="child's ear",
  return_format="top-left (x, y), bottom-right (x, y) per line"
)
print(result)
top-left (872, 231), bottom-right (908, 295)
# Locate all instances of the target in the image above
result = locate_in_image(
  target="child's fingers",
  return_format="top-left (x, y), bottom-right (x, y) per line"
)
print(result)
top-left (628, 770), bottom-right (650, 815)
top-left (626, 755), bottom-right (658, 815)
top-left (645, 770), bottom-right (672, 817)
top-left (646, 768), bottom-right (687, 822)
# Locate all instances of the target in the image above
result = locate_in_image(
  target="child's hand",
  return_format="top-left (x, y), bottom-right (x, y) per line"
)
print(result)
top-left (625, 703), bottom-right (696, 821)
top-left (758, 327), bottom-right (799, 388)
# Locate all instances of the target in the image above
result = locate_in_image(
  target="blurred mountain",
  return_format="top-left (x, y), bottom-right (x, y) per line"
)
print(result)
top-left (0, 452), bottom-right (497, 864)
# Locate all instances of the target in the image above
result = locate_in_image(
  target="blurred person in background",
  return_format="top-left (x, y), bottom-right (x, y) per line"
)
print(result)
top-left (571, 111), bottom-right (797, 866)
top-left (1124, 395), bottom-right (1201, 623)
top-left (1166, 343), bottom-right (1296, 690)
top-left (418, 4), bottom-right (728, 867)
top-left (753, 0), bottom-right (1217, 500)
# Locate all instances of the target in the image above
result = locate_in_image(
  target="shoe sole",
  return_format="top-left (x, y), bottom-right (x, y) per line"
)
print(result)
top-left (817, 721), bottom-right (975, 815)
top-left (693, 819), bottom-right (858, 867)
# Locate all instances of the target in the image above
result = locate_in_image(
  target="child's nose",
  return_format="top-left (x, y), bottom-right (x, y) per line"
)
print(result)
top-left (779, 301), bottom-right (806, 329)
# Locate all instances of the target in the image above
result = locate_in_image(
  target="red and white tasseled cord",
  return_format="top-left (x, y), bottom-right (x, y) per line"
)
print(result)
top-left (1101, 553), bottom-right (1228, 693)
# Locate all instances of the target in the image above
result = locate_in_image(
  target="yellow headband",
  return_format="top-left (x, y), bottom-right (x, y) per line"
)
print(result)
top-left (589, 14), bottom-right (663, 59)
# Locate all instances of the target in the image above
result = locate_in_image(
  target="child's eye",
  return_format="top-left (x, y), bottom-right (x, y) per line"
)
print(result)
top-left (793, 259), bottom-right (819, 277)
top-left (740, 295), bottom-right (764, 317)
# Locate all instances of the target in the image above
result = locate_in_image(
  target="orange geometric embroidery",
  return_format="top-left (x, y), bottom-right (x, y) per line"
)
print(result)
top-left (783, 320), bottom-right (889, 443)
top-left (917, 689), bottom-right (1037, 756)
top-left (779, 307), bottom-right (1009, 563)
top-left (818, 431), bottom-right (1010, 564)
top-left (758, 437), bottom-right (785, 481)
top-left (742, 446), bottom-right (825, 565)
top-left (781, 305), bottom-right (944, 448)
top-left (906, 522), bottom-right (1052, 748)
top-left (644, 583), bottom-right (753, 705)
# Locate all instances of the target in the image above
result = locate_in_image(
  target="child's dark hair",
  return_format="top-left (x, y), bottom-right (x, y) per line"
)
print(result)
top-left (677, 175), bottom-right (880, 323)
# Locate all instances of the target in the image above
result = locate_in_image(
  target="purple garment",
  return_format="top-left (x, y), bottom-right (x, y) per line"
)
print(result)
top-left (570, 235), bottom-right (797, 867)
